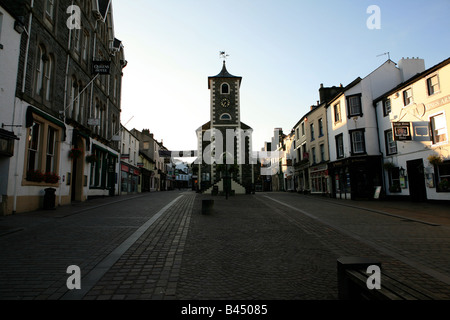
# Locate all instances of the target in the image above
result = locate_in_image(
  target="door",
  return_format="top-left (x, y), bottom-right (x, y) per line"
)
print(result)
top-left (407, 159), bottom-right (427, 202)
top-left (71, 137), bottom-right (85, 202)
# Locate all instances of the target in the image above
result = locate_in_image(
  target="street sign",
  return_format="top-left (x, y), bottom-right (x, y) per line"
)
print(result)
top-left (92, 61), bottom-right (111, 75)
top-left (88, 118), bottom-right (100, 126)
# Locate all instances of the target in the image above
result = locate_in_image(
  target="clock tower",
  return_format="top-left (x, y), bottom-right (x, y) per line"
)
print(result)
top-left (208, 60), bottom-right (242, 127)
top-left (196, 60), bottom-right (255, 194)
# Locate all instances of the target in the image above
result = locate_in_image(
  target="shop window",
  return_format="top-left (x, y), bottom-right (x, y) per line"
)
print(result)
top-left (27, 122), bottom-right (41, 173)
top-left (388, 167), bottom-right (401, 193)
top-left (25, 117), bottom-right (61, 184)
top-left (45, 126), bottom-right (57, 173)
top-left (436, 162), bottom-right (450, 192)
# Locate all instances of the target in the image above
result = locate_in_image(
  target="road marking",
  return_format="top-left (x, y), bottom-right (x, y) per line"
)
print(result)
top-left (263, 195), bottom-right (450, 287)
top-left (60, 195), bottom-right (184, 300)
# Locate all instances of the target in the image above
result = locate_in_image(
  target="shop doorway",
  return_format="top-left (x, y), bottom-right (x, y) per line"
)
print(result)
top-left (407, 159), bottom-right (427, 202)
top-left (71, 137), bottom-right (85, 202)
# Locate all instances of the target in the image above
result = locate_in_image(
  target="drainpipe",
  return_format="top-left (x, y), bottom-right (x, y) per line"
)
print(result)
top-left (373, 100), bottom-right (386, 195)
top-left (58, 1), bottom-right (74, 207)
top-left (12, 0), bottom-right (34, 214)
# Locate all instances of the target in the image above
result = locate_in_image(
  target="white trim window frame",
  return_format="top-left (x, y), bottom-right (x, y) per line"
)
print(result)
top-left (403, 88), bottom-right (413, 107)
top-left (427, 74), bottom-right (440, 96)
top-left (430, 112), bottom-right (448, 145)
top-left (350, 129), bottom-right (366, 155)
top-left (385, 129), bottom-right (397, 155)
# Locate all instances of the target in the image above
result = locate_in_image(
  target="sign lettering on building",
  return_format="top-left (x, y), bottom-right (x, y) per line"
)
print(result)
top-left (88, 118), bottom-right (100, 126)
top-left (92, 61), bottom-right (111, 75)
top-left (425, 94), bottom-right (450, 112)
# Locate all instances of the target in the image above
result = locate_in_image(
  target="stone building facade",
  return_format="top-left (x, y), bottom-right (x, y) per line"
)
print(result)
top-left (1, 0), bottom-right (126, 214)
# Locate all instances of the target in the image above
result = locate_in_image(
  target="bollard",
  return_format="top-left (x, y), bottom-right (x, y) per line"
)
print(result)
top-left (202, 199), bottom-right (214, 215)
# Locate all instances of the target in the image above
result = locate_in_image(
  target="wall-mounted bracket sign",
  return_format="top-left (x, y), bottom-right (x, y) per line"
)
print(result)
top-left (92, 61), bottom-right (111, 75)
top-left (392, 122), bottom-right (412, 141)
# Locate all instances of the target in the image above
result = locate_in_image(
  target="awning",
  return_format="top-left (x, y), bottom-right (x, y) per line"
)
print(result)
top-left (26, 106), bottom-right (66, 140)
top-left (92, 143), bottom-right (119, 158)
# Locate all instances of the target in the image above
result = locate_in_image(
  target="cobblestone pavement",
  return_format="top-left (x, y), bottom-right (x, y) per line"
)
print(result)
top-left (257, 193), bottom-right (450, 299)
top-left (177, 193), bottom-right (450, 300)
top-left (0, 190), bottom-right (449, 302)
top-left (0, 191), bottom-right (183, 300)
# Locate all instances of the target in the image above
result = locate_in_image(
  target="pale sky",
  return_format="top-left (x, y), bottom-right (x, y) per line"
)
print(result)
top-left (112, 0), bottom-right (450, 154)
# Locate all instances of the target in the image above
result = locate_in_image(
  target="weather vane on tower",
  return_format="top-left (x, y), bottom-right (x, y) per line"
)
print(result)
top-left (220, 51), bottom-right (229, 62)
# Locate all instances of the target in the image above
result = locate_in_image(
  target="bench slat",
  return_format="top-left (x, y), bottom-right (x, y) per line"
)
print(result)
top-left (345, 268), bottom-right (436, 300)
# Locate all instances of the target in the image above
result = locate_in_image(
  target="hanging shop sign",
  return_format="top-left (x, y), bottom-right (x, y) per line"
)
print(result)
top-left (392, 122), bottom-right (412, 141)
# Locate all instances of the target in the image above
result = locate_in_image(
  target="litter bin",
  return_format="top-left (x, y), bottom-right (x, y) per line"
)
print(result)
top-left (43, 188), bottom-right (56, 210)
top-left (202, 199), bottom-right (214, 215)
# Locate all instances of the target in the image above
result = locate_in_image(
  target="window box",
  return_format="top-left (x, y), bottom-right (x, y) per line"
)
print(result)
top-left (44, 172), bottom-right (60, 184)
top-left (26, 170), bottom-right (45, 182)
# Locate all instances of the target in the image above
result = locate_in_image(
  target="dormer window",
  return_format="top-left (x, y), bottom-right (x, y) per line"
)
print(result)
top-left (221, 83), bottom-right (230, 94)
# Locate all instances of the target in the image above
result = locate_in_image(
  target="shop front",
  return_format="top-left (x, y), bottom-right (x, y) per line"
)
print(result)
top-left (121, 163), bottom-right (140, 194)
top-left (329, 156), bottom-right (382, 200)
top-left (294, 160), bottom-right (310, 193)
top-left (309, 164), bottom-right (329, 196)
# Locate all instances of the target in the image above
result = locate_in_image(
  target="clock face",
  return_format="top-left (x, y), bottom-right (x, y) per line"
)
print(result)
top-left (221, 98), bottom-right (230, 108)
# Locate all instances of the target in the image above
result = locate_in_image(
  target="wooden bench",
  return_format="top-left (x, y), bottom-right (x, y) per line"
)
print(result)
top-left (337, 257), bottom-right (438, 300)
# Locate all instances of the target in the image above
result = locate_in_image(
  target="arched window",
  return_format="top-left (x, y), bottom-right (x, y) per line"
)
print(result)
top-left (70, 76), bottom-right (78, 119)
top-left (78, 80), bottom-right (84, 123)
top-left (94, 98), bottom-right (100, 134)
top-left (44, 54), bottom-right (53, 101)
top-left (220, 113), bottom-right (232, 121)
top-left (221, 83), bottom-right (229, 94)
top-left (35, 45), bottom-right (46, 96)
